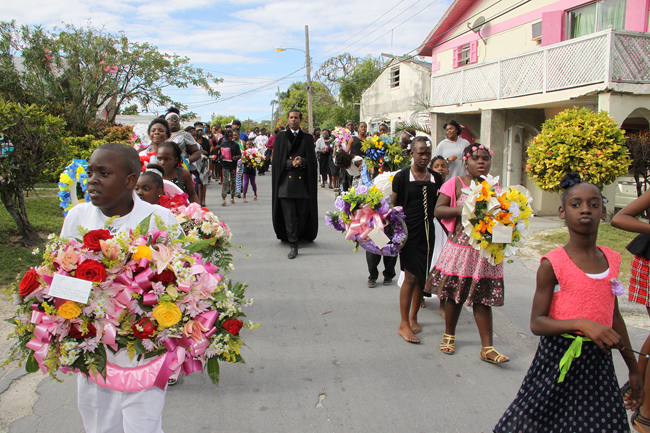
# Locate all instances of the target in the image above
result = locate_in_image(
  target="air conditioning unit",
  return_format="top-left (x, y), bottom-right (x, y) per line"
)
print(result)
top-left (532, 22), bottom-right (542, 41)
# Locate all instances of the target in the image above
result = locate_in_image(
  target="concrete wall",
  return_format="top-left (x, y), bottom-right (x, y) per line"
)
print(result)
top-left (360, 60), bottom-right (431, 129)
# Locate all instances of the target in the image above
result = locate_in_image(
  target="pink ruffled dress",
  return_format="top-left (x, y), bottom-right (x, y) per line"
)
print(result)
top-left (425, 176), bottom-right (504, 306)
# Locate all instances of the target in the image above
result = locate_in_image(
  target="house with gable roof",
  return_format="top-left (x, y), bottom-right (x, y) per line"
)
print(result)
top-left (360, 53), bottom-right (433, 135)
top-left (417, 0), bottom-right (650, 214)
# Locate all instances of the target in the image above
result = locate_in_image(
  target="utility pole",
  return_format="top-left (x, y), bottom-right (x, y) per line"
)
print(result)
top-left (304, 25), bottom-right (313, 134)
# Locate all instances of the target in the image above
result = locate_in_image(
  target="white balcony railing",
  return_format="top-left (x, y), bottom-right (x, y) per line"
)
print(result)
top-left (430, 30), bottom-right (650, 107)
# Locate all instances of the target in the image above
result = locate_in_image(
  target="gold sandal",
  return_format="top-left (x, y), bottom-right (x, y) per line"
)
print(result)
top-left (480, 346), bottom-right (509, 364)
top-left (440, 334), bottom-right (455, 355)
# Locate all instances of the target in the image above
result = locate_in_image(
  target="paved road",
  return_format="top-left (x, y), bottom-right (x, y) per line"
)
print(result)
top-left (5, 173), bottom-right (649, 433)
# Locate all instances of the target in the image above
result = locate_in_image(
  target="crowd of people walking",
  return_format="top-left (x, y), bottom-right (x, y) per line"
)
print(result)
top-left (127, 107), bottom-right (650, 432)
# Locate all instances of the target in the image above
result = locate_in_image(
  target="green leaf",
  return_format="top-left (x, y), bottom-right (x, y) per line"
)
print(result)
top-left (184, 237), bottom-right (218, 254)
top-left (96, 344), bottom-right (107, 379)
top-left (25, 352), bottom-right (39, 373)
top-left (135, 213), bottom-right (152, 236)
top-left (134, 339), bottom-right (146, 354)
top-left (207, 356), bottom-right (220, 386)
top-left (234, 353), bottom-right (246, 364)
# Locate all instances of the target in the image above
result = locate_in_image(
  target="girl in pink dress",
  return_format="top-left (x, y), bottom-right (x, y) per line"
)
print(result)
top-left (425, 144), bottom-right (508, 363)
top-left (494, 172), bottom-right (642, 432)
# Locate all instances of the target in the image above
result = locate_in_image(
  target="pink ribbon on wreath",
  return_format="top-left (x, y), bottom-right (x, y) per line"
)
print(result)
top-left (83, 354), bottom-right (168, 392)
top-left (25, 310), bottom-right (61, 373)
top-left (345, 206), bottom-right (387, 241)
top-left (152, 310), bottom-right (219, 390)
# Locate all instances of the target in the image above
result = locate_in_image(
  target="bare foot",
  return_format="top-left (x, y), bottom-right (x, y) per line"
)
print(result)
top-left (438, 308), bottom-right (446, 319)
top-left (420, 299), bottom-right (425, 308)
top-left (398, 325), bottom-right (420, 343)
top-left (410, 320), bottom-right (421, 334)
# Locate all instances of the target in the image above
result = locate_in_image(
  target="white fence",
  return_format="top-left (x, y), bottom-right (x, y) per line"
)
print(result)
top-left (431, 30), bottom-right (650, 106)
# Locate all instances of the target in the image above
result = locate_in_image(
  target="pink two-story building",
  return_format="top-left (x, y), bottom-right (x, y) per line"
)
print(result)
top-left (418, 0), bottom-right (650, 214)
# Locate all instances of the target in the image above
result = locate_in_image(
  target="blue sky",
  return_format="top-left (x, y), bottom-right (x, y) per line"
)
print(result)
top-left (1, 0), bottom-right (450, 124)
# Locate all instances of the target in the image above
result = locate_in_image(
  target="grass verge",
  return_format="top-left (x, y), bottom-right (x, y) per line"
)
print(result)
top-left (0, 191), bottom-right (64, 286)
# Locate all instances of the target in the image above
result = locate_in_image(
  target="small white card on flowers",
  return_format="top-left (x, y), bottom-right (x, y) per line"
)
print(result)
top-left (48, 274), bottom-right (93, 304)
top-left (492, 224), bottom-right (513, 244)
top-left (368, 226), bottom-right (390, 249)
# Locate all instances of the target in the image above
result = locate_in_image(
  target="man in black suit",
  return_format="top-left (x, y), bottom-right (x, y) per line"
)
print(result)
top-left (271, 109), bottom-right (318, 259)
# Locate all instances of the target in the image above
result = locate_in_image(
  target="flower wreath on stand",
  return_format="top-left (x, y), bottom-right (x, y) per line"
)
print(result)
top-left (3, 215), bottom-right (256, 389)
top-left (58, 160), bottom-right (90, 216)
top-left (325, 185), bottom-right (407, 256)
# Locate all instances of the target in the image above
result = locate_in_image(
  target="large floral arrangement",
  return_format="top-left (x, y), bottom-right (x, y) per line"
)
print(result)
top-left (526, 107), bottom-right (629, 193)
top-left (461, 175), bottom-right (533, 265)
top-left (4, 215), bottom-right (254, 389)
top-left (360, 134), bottom-right (405, 173)
top-left (331, 127), bottom-right (351, 153)
top-left (325, 185), bottom-right (407, 256)
top-left (58, 159), bottom-right (90, 216)
top-left (173, 203), bottom-right (235, 272)
top-left (241, 148), bottom-right (263, 168)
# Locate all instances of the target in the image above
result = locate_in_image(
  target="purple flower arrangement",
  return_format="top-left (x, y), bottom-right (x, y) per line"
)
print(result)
top-left (325, 186), bottom-right (408, 257)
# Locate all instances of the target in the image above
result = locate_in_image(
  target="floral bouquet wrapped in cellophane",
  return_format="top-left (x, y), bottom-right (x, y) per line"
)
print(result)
top-left (360, 134), bottom-right (405, 173)
top-left (461, 174), bottom-right (533, 265)
top-left (241, 148), bottom-right (263, 168)
top-left (325, 185), bottom-right (407, 256)
top-left (3, 214), bottom-right (256, 390)
top-left (331, 127), bottom-right (351, 153)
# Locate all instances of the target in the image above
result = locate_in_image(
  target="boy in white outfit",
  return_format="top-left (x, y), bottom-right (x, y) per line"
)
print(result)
top-left (60, 143), bottom-right (180, 433)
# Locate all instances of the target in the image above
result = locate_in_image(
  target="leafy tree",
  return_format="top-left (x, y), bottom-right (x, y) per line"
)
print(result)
top-left (209, 114), bottom-right (238, 128)
top-left (0, 20), bottom-right (221, 135)
top-left (278, 81), bottom-right (335, 128)
top-left (526, 107), bottom-right (629, 192)
top-left (0, 99), bottom-right (65, 245)
top-left (338, 56), bottom-right (384, 105)
top-left (121, 104), bottom-right (138, 115)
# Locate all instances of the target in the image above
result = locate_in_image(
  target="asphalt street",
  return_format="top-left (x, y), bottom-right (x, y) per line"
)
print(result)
top-left (5, 172), bottom-right (649, 433)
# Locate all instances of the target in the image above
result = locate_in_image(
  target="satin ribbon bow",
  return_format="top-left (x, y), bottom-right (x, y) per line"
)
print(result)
top-left (558, 334), bottom-right (591, 383)
top-left (345, 206), bottom-right (387, 241)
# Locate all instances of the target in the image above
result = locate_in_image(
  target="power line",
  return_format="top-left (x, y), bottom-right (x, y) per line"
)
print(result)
top-left (312, 0), bottom-right (410, 61)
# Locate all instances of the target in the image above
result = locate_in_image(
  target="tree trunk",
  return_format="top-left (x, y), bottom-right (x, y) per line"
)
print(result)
top-left (0, 188), bottom-right (41, 246)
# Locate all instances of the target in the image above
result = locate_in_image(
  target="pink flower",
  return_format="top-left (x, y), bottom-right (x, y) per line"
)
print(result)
top-left (184, 320), bottom-right (209, 342)
top-left (99, 239), bottom-right (120, 261)
top-left (99, 60), bottom-right (105, 65)
top-left (44, 54), bottom-right (51, 60)
top-left (44, 49), bottom-right (50, 54)
top-left (526, 165), bottom-right (531, 170)
top-left (56, 245), bottom-right (80, 272)
top-left (104, 66), bottom-right (111, 72)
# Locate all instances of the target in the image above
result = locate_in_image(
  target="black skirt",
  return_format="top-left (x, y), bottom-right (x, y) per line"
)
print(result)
top-left (494, 335), bottom-right (629, 433)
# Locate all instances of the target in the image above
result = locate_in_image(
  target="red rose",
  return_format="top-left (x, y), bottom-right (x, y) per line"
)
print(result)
top-left (19, 269), bottom-right (40, 297)
top-left (75, 260), bottom-right (107, 282)
top-left (68, 323), bottom-right (97, 339)
top-left (83, 230), bottom-right (113, 251)
top-left (132, 318), bottom-right (156, 339)
top-left (223, 319), bottom-right (243, 336)
top-left (151, 268), bottom-right (176, 284)
top-left (158, 196), bottom-right (171, 209)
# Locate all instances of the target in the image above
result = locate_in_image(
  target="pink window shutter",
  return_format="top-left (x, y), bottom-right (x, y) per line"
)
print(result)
top-left (470, 41), bottom-right (478, 64)
top-left (452, 46), bottom-right (460, 69)
top-left (541, 11), bottom-right (564, 46)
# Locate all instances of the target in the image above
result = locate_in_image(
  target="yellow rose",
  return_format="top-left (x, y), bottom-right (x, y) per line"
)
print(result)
top-left (472, 230), bottom-right (482, 240)
top-left (58, 301), bottom-right (82, 319)
top-left (132, 246), bottom-right (153, 261)
top-left (480, 240), bottom-right (489, 249)
top-left (152, 302), bottom-right (182, 328)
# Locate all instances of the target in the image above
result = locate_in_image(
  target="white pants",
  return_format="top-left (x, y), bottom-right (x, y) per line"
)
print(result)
top-left (77, 375), bottom-right (166, 433)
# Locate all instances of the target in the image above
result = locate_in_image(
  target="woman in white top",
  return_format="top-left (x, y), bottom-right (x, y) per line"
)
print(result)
top-left (433, 119), bottom-right (471, 178)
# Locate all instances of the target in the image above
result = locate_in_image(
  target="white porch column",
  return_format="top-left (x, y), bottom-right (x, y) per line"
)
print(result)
top-left (430, 113), bottom-right (447, 145)
top-left (480, 109), bottom-right (506, 179)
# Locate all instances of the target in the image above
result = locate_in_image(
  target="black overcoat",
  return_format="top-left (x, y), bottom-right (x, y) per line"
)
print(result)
top-left (271, 127), bottom-right (319, 242)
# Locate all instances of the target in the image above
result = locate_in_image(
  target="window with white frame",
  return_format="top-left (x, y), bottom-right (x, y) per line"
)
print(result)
top-left (458, 44), bottom-right (471, 66)
top-left (389, 66), bottom-right (400, 88)
top-left (567, 0), bottom-right (626, 39)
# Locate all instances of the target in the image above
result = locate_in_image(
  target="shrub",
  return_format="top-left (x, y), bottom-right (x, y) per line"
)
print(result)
top-left (526, 107), bottom-right (629, 193)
